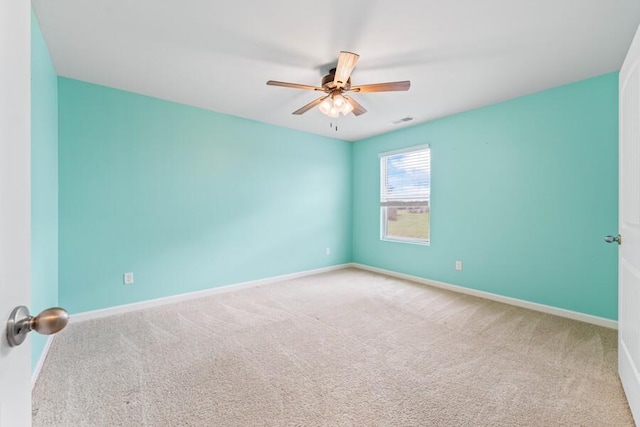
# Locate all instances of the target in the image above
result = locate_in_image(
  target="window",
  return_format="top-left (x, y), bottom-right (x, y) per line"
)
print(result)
top-left (380, 145), bottom-right (430, 244)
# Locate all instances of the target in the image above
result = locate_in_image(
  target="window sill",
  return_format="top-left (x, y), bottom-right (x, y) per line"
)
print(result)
top-left (381, 237), bottom-right (430, 246)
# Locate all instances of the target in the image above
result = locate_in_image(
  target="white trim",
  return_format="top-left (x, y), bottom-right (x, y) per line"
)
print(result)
top-left (351, 263), bottom-right (618, 329)
top-left (379, 146), bottom-right (431, 245)
top-left (378, 143), bottom-right (430, 157)
top-left (619, 339), bottom-right (640, 424)
top-left (70, 264), bottom-right (351, 323)
top-left (31, 335), bottom-right (55, 389)
top-left (69, 261), bottom-right (617, 330)
top-left (381, 236), bottom-right (430, 246)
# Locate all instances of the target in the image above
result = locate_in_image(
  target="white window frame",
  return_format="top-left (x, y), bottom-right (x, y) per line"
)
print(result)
top-left (379, 144), bottom-right (430, 245)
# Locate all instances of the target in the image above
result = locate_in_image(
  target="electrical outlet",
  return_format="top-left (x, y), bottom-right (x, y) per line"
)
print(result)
top-left (455, 261), bottom-right (463, 271)
top-left (326, 247), bottom-right (331, 255)
top-left (123, 272), bottom-right (134, 285)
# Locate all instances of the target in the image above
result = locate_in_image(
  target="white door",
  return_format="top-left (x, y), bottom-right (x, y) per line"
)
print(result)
top-left (0, 0), bottom-right (32, 425)
top-left (619, 23), bottom-right (640, 425)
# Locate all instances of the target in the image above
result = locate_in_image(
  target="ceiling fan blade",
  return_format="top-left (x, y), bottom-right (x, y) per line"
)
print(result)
top-left (345, 96), bottom-right (367, 116)
top-left (333, 51), bottom-right (359, 88)
top-left (350, 81), bottom-right (411, 93)
top-left (267, 80), bottom-right (325, 91)
top-left (292, 95), bottom-right (329, 115)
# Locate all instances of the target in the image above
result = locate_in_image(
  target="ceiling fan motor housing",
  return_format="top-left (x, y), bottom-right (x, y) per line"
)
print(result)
top-left (322, 68), bottom-right (351, 90)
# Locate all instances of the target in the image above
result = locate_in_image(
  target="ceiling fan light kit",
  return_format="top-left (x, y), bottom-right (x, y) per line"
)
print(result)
top-left (319, 93), bottom-right (354, 118)
top-left (267, 51), bottom-right (410, 118)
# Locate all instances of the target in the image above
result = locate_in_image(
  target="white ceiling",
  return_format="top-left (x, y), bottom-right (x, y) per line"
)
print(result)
top-left (32, 0), bottom-right (640, 141)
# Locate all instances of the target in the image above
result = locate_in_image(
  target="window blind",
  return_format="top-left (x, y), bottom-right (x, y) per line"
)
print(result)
top-left (380, 147), bottom-right (430, 206)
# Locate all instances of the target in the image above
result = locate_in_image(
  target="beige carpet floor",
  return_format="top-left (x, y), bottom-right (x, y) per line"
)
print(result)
top-left (33, 268), bottom-right (634, 426)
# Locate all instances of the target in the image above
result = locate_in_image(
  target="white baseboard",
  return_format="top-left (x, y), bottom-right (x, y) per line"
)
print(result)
top-left (70, 263), bottom-right (352, 323)
top-left (69, 261), bottom-right (617, 330)
top-left (32, 335), bottom-right (55, 389)
top-left (350, 263), bottom-right (618, 329)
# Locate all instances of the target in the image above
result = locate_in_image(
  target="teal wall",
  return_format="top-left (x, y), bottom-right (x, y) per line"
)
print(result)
top-left (31, 12), bottom-right (59, 371)
top-left (352, 73), bottom-right (619, 320)
top-left (56, 73), bottom-right (619, 319)
top-left (58, 78), bottom-right (352, 313)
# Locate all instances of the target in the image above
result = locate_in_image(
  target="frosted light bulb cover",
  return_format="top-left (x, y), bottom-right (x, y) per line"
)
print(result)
top-left (319, 98), bottom-right (332, 114)
top-left (342, 99), bottom-right (354, 115)
top-left (333, 94), bottom-right (346, 108)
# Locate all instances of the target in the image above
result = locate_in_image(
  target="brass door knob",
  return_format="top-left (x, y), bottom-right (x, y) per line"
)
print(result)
top-left (6, 306), bottom-right (69, 347)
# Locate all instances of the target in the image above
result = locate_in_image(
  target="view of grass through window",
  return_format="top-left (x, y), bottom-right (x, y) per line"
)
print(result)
top-left (386, 208), bottom-right (430, 240)
top-left (380, 146), bottom-right (430, 243)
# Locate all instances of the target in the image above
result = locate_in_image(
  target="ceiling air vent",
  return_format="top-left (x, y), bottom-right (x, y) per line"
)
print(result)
top-left (392, 116), bottom-right (413, 125)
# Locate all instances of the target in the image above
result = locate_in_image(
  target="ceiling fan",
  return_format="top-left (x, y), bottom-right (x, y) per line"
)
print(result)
top-left (266, 51), bottom-right (410, 118)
